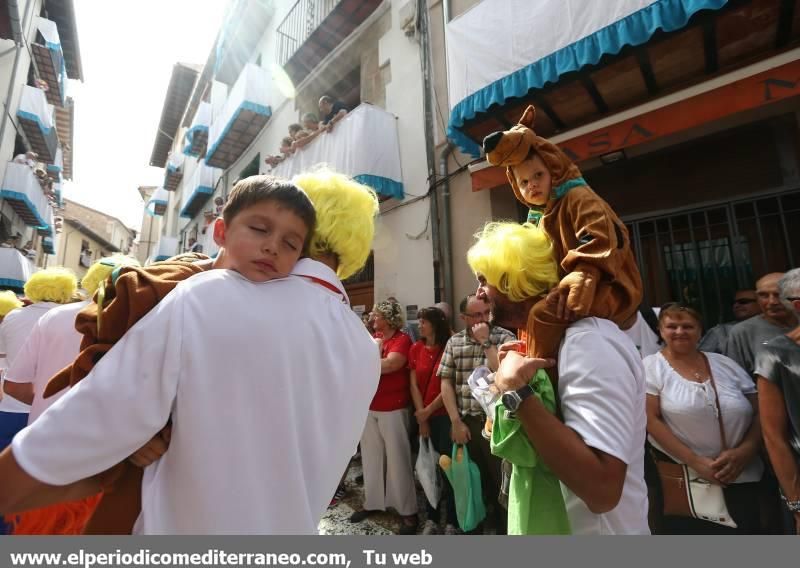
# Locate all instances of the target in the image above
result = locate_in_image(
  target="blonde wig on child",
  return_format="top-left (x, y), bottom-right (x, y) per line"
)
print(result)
top-left (467, 222), bottom-right (559, 302)
top-left (81, 255), bottom-right (140, 296)
top-left (293, 168), bottom-right (378, 280)
top-left (0, 290), bottom-right (22, 316)
top-left (23, 267), bottom-right (77, 304)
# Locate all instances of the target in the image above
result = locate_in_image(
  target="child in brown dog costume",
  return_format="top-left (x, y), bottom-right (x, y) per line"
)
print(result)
top-left (482, 105), bottom-right (642, 360)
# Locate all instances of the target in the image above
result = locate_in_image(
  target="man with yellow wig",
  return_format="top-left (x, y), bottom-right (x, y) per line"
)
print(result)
top-left (0, 169), bottom-right (380, 534)
top-left (467, 221), bottom-right (649, 535)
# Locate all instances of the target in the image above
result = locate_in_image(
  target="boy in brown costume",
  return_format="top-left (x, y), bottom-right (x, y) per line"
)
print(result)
top-left (482, 106), bottom-right (642, 359)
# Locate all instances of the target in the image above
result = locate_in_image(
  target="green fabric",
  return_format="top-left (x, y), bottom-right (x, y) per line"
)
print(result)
top-left (490, 369), bottom-right (571, 534)
top-left (440, 445), bottom-right (486, 532)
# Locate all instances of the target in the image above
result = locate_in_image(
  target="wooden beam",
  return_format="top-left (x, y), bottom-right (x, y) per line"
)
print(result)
top-left (776, 0), bottom-right (796, 48)
top-left (580, 75), bottom-right (609, 114)
top-left (635, 49), bottom-right (659, 95)
top-left (531, 95), bottom-right (566, 130)
top-left (703, 17), bottom-right (718, 74)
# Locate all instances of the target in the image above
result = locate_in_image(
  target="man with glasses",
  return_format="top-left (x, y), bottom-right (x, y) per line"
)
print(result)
top-left (725, 273), bottom-right (798, 377)
top-left (438, 294), bottom-right (516, 533)
top-left (699, 289), bottom-right (761, 354)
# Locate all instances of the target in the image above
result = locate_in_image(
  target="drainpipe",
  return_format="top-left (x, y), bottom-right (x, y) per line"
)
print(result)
top-left (0, 0), bottom-right (36, 153)
top-left (439, 142), bottom-right (454, 315)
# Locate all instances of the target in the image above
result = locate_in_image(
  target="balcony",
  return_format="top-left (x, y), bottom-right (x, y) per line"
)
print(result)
top-left (0, 162), bottom-right (50, 229)
top-left (270, 103), bottom-right (403, 200)
top-left (164, 152), bottom-right (184, 191)
top-left (31, 17), bottom-right (67, 106)
top-left (152, 236), bottom-right (178, 263)
top-left (183, 101), bottom-right (210, 158)
top-left (147, 187), bottom-right (169, 217)
top-left (47, 146), bottom-right (63, 181)
top-left (38, 203), bottom-right (54, 236)
top-left (205, 63), bottom-right (271, 169)
top-left (180, 161), bottom-right (218, 219)
top-left (0, 248), bottom-right (35, 291)
top-left (276, 0), bottom-right (382, 84)
top-left (42, 236), bottom-right (56, 255)
top-left (17, 86), bottom-right (59, 163)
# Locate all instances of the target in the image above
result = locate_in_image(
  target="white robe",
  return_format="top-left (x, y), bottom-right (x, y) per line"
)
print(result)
top-left (12, 260), bottom-right (380, 534)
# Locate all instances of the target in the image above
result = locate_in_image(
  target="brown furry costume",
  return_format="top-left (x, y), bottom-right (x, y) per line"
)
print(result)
top-left (36, 253), bottom-right (210, 534)
top-left (483, 106), bottom-right (642, 359)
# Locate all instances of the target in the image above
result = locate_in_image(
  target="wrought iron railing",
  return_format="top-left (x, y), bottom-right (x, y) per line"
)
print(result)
top-left (276, 0), bottom-right (340, 67)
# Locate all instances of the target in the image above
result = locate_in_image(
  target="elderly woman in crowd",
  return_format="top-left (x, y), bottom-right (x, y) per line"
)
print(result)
top-left (645, 303), bottom-right (764, 534)
top-left (408, 306), bottom-right (456, 535)
top-left (349, 300), bottom-right (418, 534)
top-left (757, 268), bottom-right (800, 534)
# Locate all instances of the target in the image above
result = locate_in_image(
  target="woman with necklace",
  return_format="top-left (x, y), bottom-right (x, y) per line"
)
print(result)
top-left (408, 307), bottom-right (455, 535)
top-left (644, 303), bottom-right (764, 534)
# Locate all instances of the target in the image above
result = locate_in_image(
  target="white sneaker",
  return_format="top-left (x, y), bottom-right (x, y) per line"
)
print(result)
top-left (444, 524), bottom-right (460, 535)
top-left (421, 520), bottom-right (438, 535)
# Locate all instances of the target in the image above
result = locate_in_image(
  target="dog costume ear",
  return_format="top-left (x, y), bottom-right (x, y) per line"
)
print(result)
top-left (519, 106), bottom-right (536, 129)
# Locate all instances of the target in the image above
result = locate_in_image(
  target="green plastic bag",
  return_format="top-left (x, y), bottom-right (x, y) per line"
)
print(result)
top-left (440, 444), bottom-right (486, 532)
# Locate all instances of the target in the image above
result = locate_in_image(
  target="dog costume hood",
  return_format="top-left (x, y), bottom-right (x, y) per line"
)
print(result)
top-left (483, 106), bottom-right (583, 206)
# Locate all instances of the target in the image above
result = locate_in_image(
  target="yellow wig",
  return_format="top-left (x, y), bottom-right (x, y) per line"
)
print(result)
top-left (467, 222), bottom-right (559, 302)
top-left (23, 267), bottom-right (77, 304)
top-left (0, 290), bottom-right (23, 316)
top-left (81, 255), bottom-right (140, 296)
top-left (293, 168), bottom-right (378, 280)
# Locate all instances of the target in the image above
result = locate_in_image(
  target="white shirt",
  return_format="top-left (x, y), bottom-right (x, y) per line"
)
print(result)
top-left (13, 260), bottom-right (380, 534)
top-left (5, 300), bottom-right (88, 423)
top-left (623, 312), bottom-right (661, 358)
top-left (558, 317), bottom-right (650, 535)
top-left (644, 351), bottom-right (763, 483)
top-left (0, 302), bottom-right (62, 371)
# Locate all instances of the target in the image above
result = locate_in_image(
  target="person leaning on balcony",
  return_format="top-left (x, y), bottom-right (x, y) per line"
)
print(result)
top-left (293, 113), bottom-right (323, 150)
top-left (319, 95), bottom-right (347, 132)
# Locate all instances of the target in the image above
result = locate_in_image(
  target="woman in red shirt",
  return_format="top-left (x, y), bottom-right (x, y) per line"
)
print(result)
top-left (349, 300), bottom-right (418, 534)
top-left (409, 307), bottom-right (456, 535)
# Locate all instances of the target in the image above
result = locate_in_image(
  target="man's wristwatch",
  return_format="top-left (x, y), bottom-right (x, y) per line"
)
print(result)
top-left (501, 384), bottom-right (535, 413)
top-left (480, 340), bottom-right (492, 349)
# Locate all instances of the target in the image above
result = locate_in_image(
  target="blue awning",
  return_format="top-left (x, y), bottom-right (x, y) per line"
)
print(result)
top-left (446, 0), bottom-right (728, 156)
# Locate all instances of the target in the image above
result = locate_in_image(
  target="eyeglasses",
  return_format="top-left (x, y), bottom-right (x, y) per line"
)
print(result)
top-left (733, 298), bottom-right (757, 305)
top-left (787, 297), bottom-right (800, 302)
top-left (462, 309), bottom-right (491, 319)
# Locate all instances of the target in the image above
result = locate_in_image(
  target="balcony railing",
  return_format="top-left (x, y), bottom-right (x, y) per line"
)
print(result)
top-left (17, 86), bottom-right (59, 163)
top-left (205, 64), bottom-right (271, 170)
top-left (0, 162), bottom-right (50, 229)
top-left (0, 247), bottom-right (35, 291)
top-left (270, 103), bottom-right (404, 200)
top-left (276, 0), bottom-right (382, 83)
top-left (146, 187), bottom-right (169, 217)
top-left (164, 152), bottom-right (184, 191)
top-left (152, 236), bottom-right (178, 263)
top-left (180, 161), bottom-right (218, 219)
top-left (183, 101), bottom-right (211, 158)
top-left (47, 146), bottom-right (63, 181)
top-left (42, 236), bottom-right (56, 255)
top-left (31, 17), bottom-right (67, 106)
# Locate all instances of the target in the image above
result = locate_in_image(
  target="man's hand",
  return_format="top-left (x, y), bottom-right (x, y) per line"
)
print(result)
top-left (418, 420), bottom-right (431, 438)
top-left (471, 322), bottom-right (490, 343)
top-left (128, 425), bottom-right (171, 468)
top-left (494, 351), bottom-right (555, 393)
top-left (711, 448), bottom-right (747, 485)
top-left (497, 340), bottom-right (526, 363)
top-left (451, 419), bottom-right (470, 444)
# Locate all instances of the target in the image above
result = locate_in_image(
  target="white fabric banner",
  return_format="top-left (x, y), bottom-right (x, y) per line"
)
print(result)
top-left (446, 0), bottom-right (657, 109)
top-left (34, 16), bottom-right (61, 47)
top-left (181, 163), bottom-right (218, 214)
top-left (0, 248), bottom-right (34, 284)
top-left (208, 63), bottom-right (270, 153)
top-left (1, 162), bottom-right (49, 225)
top-left (18, 85), bottom-right (54, 130)
top-left (167, 151), bottom-right (184, 171)
top-left (153, 237), bottom-right (178, 262)
top-left (269, 103), bottom-right (402, 185)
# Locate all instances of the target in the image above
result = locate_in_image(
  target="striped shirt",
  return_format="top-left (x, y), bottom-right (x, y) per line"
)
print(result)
top-left (437, 326), bottom-right (516, 417)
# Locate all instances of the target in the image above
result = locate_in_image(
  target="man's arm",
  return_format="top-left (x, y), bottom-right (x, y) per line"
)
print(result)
top-left (0, 447), bottom-right (102, 514)
top-left (758, 377), bottom-right (800, 518)
top-left (437, 341), bottom-right (470, 444)
top-left (3, 321), bottom-right (41, 405)
top-left (495, 351), bottom-right (628, 513)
